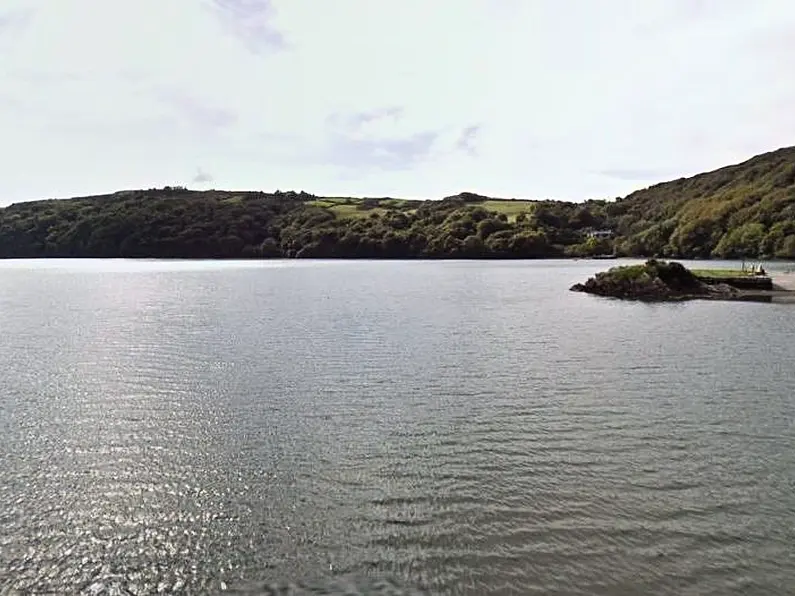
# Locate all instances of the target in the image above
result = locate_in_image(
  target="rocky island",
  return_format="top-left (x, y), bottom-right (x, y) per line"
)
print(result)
top-left (570, 259), bottom-right (778, 301)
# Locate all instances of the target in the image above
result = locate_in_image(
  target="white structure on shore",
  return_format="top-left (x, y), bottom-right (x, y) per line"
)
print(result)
top-left (587, 229), bottom-right (613, 239)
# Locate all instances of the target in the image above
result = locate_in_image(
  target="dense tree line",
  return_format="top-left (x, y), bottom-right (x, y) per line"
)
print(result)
top-left (0, 190), bottom-right (612, 259)
top-left (607, 146), bottom-right (795, 259)
top-left (2, 146), bottom-right (795, 259)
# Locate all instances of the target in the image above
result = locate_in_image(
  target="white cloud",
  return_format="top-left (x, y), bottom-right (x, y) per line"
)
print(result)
top-left (1, 0), bottom-right (795, 204)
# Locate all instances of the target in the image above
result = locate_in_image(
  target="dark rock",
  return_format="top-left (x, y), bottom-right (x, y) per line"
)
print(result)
top-left (570, 259), bottom-right (739, 301)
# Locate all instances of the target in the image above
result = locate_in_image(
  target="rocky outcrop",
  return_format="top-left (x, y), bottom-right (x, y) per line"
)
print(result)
top-left (570, 259), bottom-right (740, 301)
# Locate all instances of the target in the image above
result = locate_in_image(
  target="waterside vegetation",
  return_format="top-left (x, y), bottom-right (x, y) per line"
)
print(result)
top-left (2, 146), bottom-right (795, 259)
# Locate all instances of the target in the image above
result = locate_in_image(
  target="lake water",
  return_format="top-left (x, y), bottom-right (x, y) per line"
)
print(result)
top-left (1, 259), bottom-right (794, 595)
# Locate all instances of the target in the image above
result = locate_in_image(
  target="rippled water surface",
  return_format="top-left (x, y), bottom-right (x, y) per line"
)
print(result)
top-left (1, 259), bottom-right (794, 595)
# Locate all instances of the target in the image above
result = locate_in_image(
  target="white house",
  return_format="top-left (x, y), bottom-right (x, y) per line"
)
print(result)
top-left (587, 229), bottom-right (613, 239)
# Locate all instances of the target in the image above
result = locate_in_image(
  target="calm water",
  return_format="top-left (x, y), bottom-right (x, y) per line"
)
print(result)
top-left (1, 259), bottom-right (794, 595)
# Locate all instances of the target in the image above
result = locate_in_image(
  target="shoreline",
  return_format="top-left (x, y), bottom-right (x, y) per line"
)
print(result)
top-left (0, 255), bottom-right (794, 264)
top-left (771, 272), bottom-right (795, 291)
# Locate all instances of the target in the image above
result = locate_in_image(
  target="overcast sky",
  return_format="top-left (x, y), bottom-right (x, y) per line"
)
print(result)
top-left (1, 0), bottom-right (794, 204)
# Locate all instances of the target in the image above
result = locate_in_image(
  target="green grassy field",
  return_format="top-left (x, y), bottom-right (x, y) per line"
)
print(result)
top-left (329, 203), bottom-right (374, 219)
top-left (307, 197), bottom-right (535, 221)
top-left (307, 197), bottom-right (422, 220)
top-left (306, 198), bottom-right (371, 219)
top-left (477, 200), bottom-right (535, 222)
top-left (691, 268), bottom-right (755, 278)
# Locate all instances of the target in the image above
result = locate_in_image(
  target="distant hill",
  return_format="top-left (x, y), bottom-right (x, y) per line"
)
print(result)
top-left (607, 146), bottom-right (795, 258)
top-left (2, 147), bottom-right (795, 259)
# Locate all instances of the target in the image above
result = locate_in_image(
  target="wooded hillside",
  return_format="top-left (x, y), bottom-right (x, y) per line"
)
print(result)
top-left (2, 146), bottom-right (794, 259)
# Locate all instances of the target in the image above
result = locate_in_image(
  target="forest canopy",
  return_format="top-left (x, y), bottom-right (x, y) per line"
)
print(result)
top-left (2, 147), bottom-right (795, 259)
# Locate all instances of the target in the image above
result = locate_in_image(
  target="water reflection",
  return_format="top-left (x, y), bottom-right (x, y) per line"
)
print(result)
top-left (1, 260), bottom-right (794, 595)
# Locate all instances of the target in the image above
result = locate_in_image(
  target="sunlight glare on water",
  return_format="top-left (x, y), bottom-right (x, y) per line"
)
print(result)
top-left (1, 259), bottom-right (794, 595)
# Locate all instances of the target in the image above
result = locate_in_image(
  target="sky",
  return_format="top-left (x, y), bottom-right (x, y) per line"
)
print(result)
top-left (1, 0), bottom-right (795, 205)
